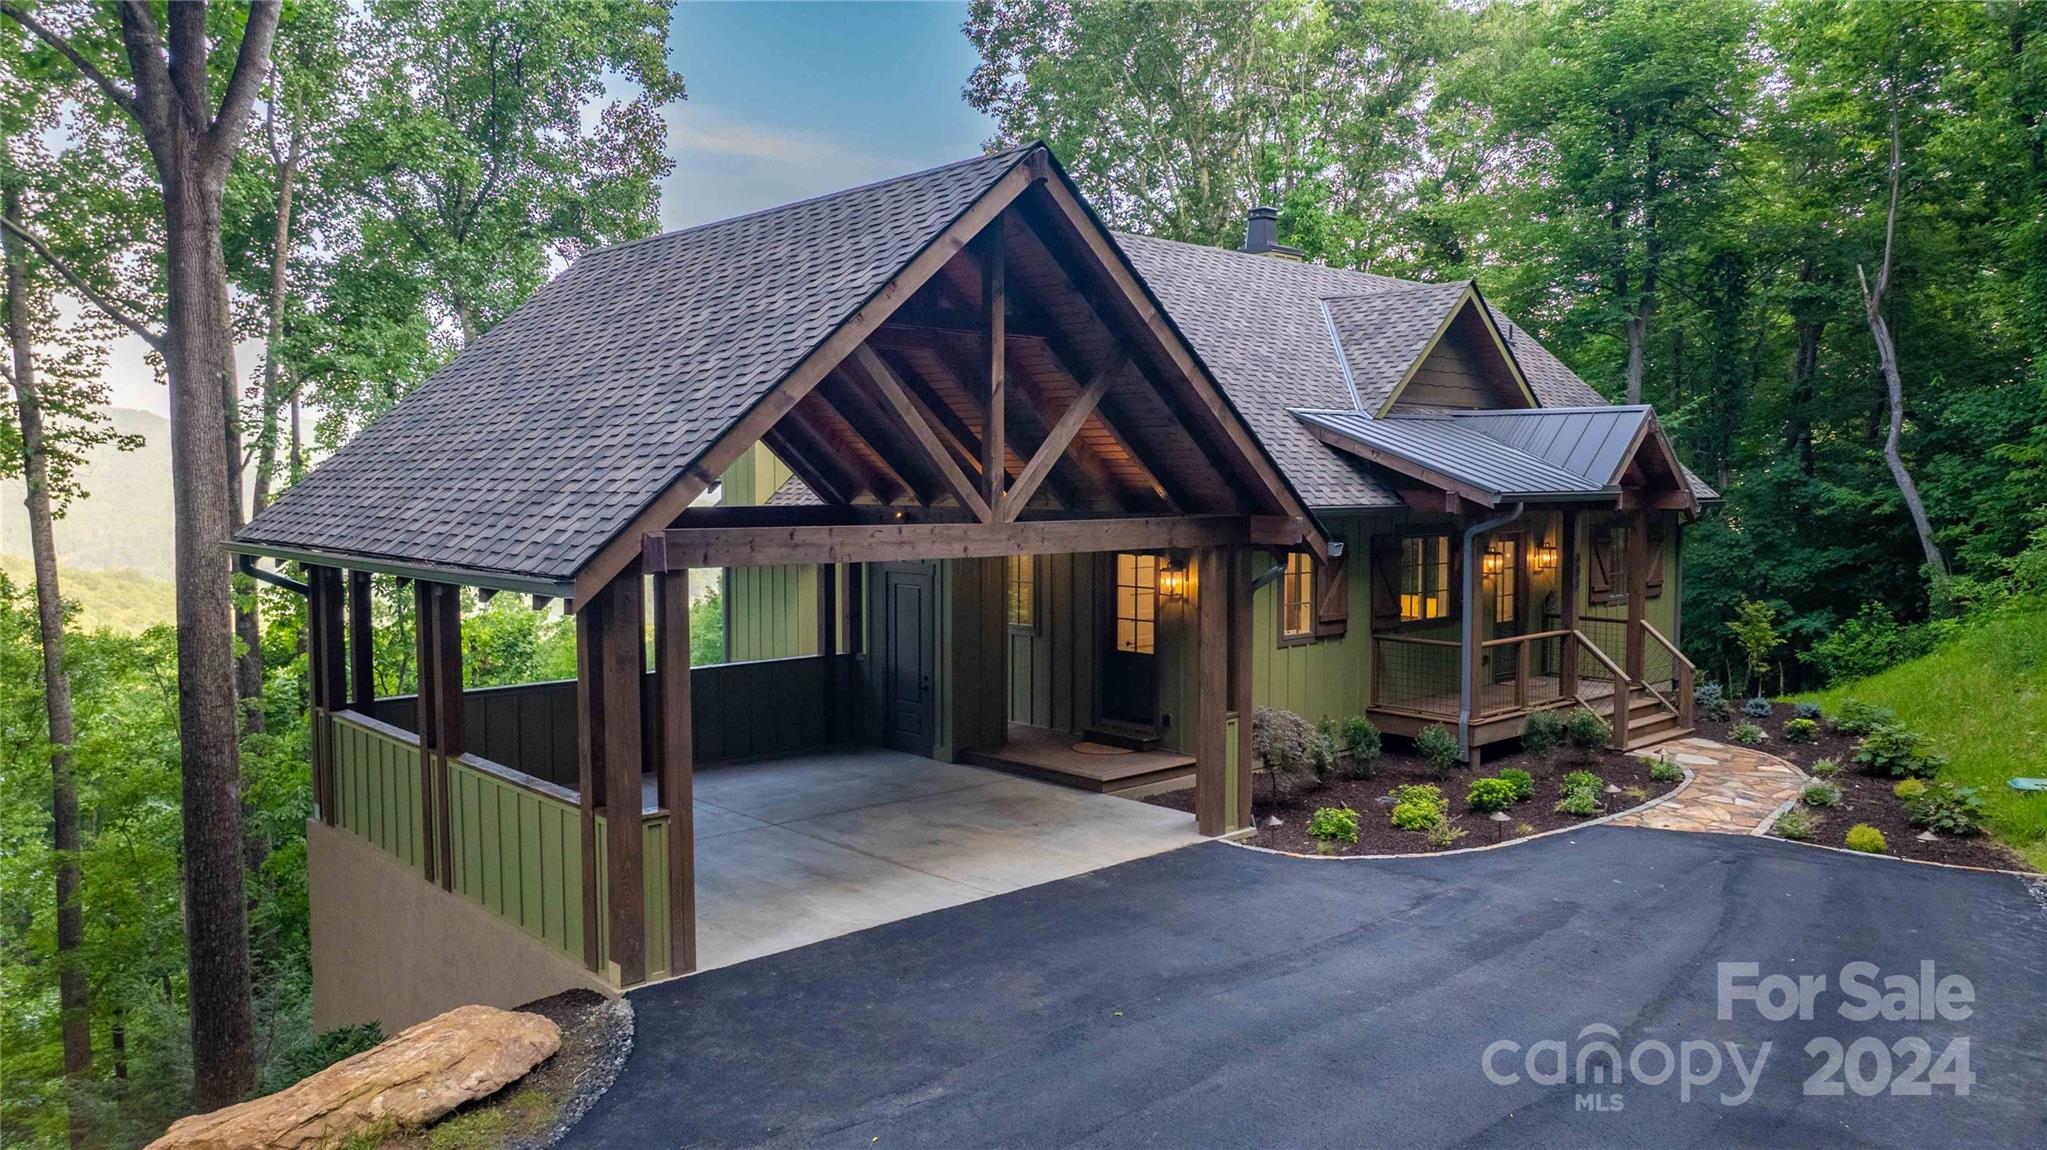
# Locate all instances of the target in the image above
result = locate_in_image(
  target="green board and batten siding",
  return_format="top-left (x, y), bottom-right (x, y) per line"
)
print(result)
top-left (328, 711), bottom-right (675, 983)
top-left (722, 444), bottom-right (820, 662)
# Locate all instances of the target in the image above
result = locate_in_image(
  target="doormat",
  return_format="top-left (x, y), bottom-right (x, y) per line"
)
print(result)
top-left (1071, 741), bottom-right (1134, 756)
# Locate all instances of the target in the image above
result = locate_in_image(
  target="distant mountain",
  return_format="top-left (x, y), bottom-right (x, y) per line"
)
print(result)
top-left (2, 407), bottom-right (175, 578)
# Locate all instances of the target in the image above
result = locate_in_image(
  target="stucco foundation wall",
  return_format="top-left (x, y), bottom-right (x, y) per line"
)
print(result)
top-left (308, 818), bottom-right (612, 1033)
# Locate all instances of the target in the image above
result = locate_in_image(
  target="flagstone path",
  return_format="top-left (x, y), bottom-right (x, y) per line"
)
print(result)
top-left (1610, 737), bottom-right (1808, 835)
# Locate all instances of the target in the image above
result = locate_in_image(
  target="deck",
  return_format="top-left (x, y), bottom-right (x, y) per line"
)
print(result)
top-left (964, 724), bottom-right (1198, 794)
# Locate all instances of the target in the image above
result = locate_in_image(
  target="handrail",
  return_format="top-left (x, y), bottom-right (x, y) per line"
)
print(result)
top-left (1375, 634), bottom-right (1461, 648)
top-left (1639, 621), bottom-right (1694, 670)
top-left (1567, 629), bottom-right (1626, 681)
top-left (1568, 628), bottom-right (1632, 749)
top-left (1480, 628), bottom-right (1569, 649)
top-left (1639, 620), bottom-right (1695, 728)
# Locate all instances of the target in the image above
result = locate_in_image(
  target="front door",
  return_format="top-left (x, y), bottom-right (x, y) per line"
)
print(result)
top-left (880, 565), bottom-right (935, 756)
top-left (1100, 552), bottom-right (1160, 726)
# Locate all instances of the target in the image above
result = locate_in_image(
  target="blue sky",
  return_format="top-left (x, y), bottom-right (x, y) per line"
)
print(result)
top-left (659, 1), bottom-right (996, 229)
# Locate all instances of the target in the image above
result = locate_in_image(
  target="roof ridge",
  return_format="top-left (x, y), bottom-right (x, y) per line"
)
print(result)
top-left (582, 144), bottom-right (1037, 263)
top-left (1319, 278), bottom-right (1471, 301)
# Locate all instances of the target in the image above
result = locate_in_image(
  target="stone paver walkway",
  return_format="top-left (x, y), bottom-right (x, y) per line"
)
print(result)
top-left (1611, 736), bottom-right (1807, 835)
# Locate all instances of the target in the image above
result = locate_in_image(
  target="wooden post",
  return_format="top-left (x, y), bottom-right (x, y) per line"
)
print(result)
top-left (1559, 511), bottom-right (1580, 698)
top-left (306, 566), bottom-right (333, 825)
top-left (600, 564), bottom-right (647, 986)
top-left (430, 582), bottom-right (463, 890)
top-left (1625, 506), bottom-right (1648, 683)
top-left (348, 570), bottom-right (374, 710)
top-left (574, 602), bottom-right (603, 973)
top-left (412, 581), bottom-right (439, 884)
top-left (1229, 546), bottom-right (1254, 832)
top-left (983, 214), bottom-right (1007, 514)
top-left (654, 571), bottom-right (697, 976)
top-left (1193, 546), bottom-right (1229, 836)
top-left (1515, 640), bottom-right (1531, 710)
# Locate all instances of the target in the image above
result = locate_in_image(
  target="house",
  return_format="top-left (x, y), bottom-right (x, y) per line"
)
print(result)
top-left (231, 144), bottom-right (1709, 1028)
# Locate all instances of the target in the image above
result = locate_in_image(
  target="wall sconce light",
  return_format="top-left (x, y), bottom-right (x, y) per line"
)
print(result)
top-left (1532, 542), bottom-right (1560, 573)
top-left (1157, 561), bottom-right (1190, 600)
top-left (1481, 547), bottom-right (1507, 577)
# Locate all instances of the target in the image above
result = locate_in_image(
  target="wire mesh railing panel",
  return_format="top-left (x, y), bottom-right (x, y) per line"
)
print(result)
top-left (1372, 636), bottom-right (1462, 716)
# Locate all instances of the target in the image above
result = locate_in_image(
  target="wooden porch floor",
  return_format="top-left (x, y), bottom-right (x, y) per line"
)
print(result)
top-left (1373, 675), bottom-right (1619, 724)
top-left (964, 724), bottom-right (1197, 794)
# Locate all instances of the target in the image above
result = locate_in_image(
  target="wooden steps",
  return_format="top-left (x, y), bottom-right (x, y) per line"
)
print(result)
top-left (964, 724), bottom-right (1196, 794)
top-left (1593, 685), bottom-right (1689, 750)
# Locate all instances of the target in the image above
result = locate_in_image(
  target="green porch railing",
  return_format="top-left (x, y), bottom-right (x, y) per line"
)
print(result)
top-left (328, 710), bottom-right (675, 983)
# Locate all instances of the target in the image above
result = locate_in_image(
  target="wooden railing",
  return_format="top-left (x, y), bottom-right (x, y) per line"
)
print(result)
top-left (1369, 633), bottom-right (1461, 715)
top-left (1476, 630), bottom-right (1570, 717)
top-left (1567, 629), bottom-right (1632, 748)
top-left (1641, 621), bottom-right (1695, 731)
top-left (327, 710), bottom-right (676, 983)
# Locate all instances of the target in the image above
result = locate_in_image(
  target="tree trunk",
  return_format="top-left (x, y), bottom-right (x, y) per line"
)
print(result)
top-left (161, 153), bottom-right (258, 1111)
top-left (4, 175), bottom-right (93, 1150)
top-left (1864, 299), bottom-right (1948, 577)
top-left (1623, 309), bottom-right (1647, 406)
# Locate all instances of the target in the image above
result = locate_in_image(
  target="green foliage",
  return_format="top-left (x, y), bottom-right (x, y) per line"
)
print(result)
top-left (1774, 808), bottom-right (1817, 842)
top-left (1497, 767), bottom-right (1535, 801)
top-left (1904, 781), bottom-right (1988, 837)
top-left (1809, 758), bottom-right (1842, 778)
top-left (1802, 606), bottom-right (2047, 868)
top-left (1783, 718), bottom-right (1820, 744)
top-left (1563, 709), bottom-right (1610, 759)
top-left (1466, 777), bottom-right (1519, 813)
top-left (1729, 601), bottom-right (1783, 695)
top-left (1339, 715), bottom-right (1382, 777)
top-left (1253, 706), bottom-right (1321, 797)
top-left (1800, 781), bottom-right (1841, 808)
top-left (1832, 699), bottom-right (1899, 736)
top-left (1801, 601), bottom-right (1927, 685)
top-left (1743, 696), bottom-right (1774, 718)
top-left (0, 554), bottom-right (174, 632)
top-left (1388, 784), bottom-right (1449, 832)
top-left (1426, 819), bottom-right (1467, 849)
top-left (1852, 722), bottom-right (1949, 779)
top-left (1307, 806), bottom-right (1361, 846)
top-left (261, 1022), bottom-right (384, 1095)
top-left (1414, 723), bottom-right (1459, 776)
top-left (1520, 709), bottom-right (1566, 764)
top-left (1893, 777), bottom-right (1929, 802)
top-left (1650, 756), bottom-right (1684, 783)
top-left (1792, 702), bottom-right (1824, 723)
top-left (1694, 683), bottom-right (1732, 722)
top-left (1844, 825), bottom-right (1889, 854)
top-left (1311, 719), bottom-right (1341, 781)
top-left (1555, 787), bottom-right (1605, 817)
top-left (1561, 770), bottom-right (1605, 795)
top-left (1730, 721), bottom-right (1766, 746)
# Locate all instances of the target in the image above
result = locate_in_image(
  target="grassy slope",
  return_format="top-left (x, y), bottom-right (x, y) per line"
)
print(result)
top-left (0, 554), bottom-right (177, 633)
top-left (1798, 606), bottom-right (2047, 871)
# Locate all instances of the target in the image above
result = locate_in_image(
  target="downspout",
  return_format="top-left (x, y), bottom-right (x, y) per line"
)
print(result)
top-left (237, 553), bottom-right (308, 596)
top-left (1459, 502), bottom-right (1524, 761)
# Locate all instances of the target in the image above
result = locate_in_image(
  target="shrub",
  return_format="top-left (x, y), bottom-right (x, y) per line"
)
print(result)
top-left (1743, 696), bottom-right (1774, 718)
top-left (1512, 821), bottom-right (1537, 836)
top-left (1774, 808), bottom-right (1817, 841)
top-left (1307, 806), bottom-right (1361, 846)
top-left (1905, 781), bottom-right (1987, 836)
top-left (1800, 781), bottom-right (1841, 808)
top-left (1801, 601), bottom-right (1924, 685)
top-left (1564, 708), bottom-right (1610, 759)
top-left (1729, 721), bottom-right (1765, 745)
top-left (1783, 718), bottom-right (1819, 744)
top-left (1694, 682), bottom-right (1731, 722)
top-left (1561, 769), bottom-right (1604, 794)
top-left (1497, 767), bottom-right (1535, 801)
top-left (1311, 722), bottom-right (1341, 783)
top-left (1252, 706), bottom-right (1321, 796)
top-left (1844, 824), bottom-right (1888, 854)
top-left (1467, 777), bottom-right (1519, 813)
top-left (1339, 715), bottom-right (1382, 777)
top-left (1426, 819), bottom-right (1467, 849)
top-left (1521, 709), bottom-right (1567, 764)
top-left (1555, 787), bottom-right (1605, 817)
top-left (1791, 702), bottom-right (1824, 723)
top-left (1853, 722), bottom-right (1948, 779)
top-left (1809, 757), bottom-right (1841, 778)
top-left (1649, 756), bottom-right (1684, 783)
top-left (1415, 723), bottom-right (1460, 776)
top-left (1622, 785), bottom-right (1649, 801)
top-left (1388, 784), bottom-right (1448, 832)
top-left (1832, 698), bottom-right (1897, 736)
top-left (1730, 599), bottom-right (1783, 696)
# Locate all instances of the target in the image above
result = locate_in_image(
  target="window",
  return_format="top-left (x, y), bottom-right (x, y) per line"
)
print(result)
top-left (1113, 552), bottom-right (1157, 654)
top-left (1006, 554), bottom-right (1037, 631)
top-left (1491, 539), bottom-right (1519, 624)
top-left (1400, 535), bottom-right (1451, 622)
top-left (1280, 552), bottom-right (1314, 642)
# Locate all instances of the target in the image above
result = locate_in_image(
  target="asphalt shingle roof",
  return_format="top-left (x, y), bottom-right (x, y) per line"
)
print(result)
top-left (237, 147), bottom-right (1035, 583)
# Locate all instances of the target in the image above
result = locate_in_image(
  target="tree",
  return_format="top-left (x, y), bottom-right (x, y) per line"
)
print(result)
top-left (1857, 101), bottom-right (1946, 579)
top-left (1, 0), bottom-right (283, 1108)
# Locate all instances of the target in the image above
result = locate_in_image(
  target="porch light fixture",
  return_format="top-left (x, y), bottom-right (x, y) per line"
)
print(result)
top-left (1532, 542), bottom-right (1560, 573)
top-left (1481, 546), bottom-right (1507, 577)
top-left (1157, 561), bottom-right (1190, 600)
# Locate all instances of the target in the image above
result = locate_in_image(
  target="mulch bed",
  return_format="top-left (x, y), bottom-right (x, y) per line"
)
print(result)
top-left (1142, 738), bottom-right (1678, 857)
top-left (380, 988), bottom-right (633, 1150)
top-left (1697, 702), bottom-right (2033, 872)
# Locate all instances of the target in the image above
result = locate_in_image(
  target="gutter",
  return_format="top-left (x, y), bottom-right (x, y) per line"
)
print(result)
top-left (1458, 501), bottom-right (1524, 761)
top-left (237, 554), bottom-right (308, 596)
top-left (221, 539), bottom-right (576, 602)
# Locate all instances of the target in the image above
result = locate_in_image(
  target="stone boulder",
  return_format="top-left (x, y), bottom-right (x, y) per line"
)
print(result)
top-left (147, 1004), bottom-right (561, 1150)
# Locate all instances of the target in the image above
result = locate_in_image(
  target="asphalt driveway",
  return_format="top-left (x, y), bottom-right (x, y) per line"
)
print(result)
top-left (564, 827), bottom-right (2047, 1149)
